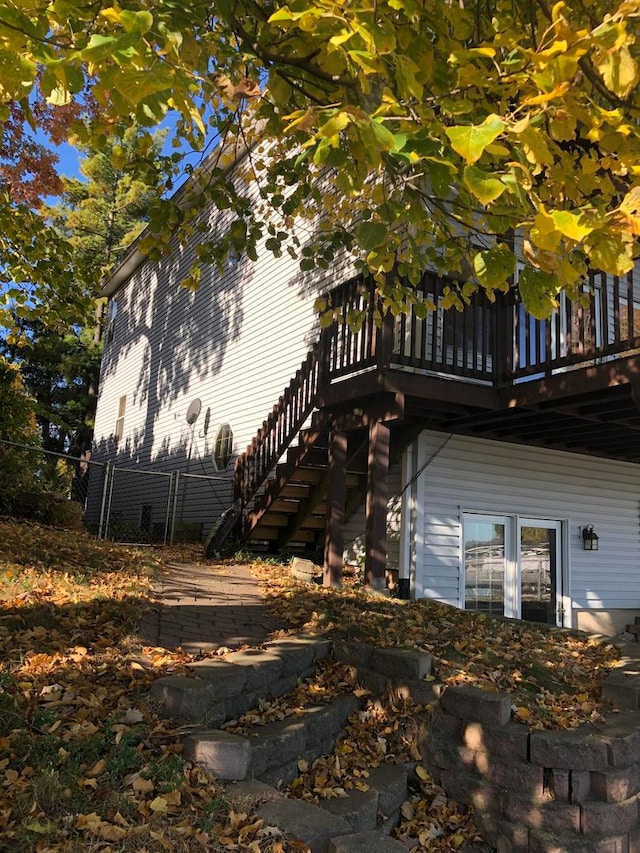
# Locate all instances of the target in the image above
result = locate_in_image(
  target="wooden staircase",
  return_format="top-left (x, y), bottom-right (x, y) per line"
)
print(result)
top-left (244, 412), bottom-right (370, 552)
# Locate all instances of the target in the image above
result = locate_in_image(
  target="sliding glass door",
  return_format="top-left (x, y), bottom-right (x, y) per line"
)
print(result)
top-left (463, 515), bottom-right (511, 617)
top-left (519, 519), bottom-right (562, 625)
top-left (463, 514), bottom-right (564, 626)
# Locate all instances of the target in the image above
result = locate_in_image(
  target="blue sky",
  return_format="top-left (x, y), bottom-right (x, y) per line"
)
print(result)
top-left (55, 141), bottom-right (82, 180)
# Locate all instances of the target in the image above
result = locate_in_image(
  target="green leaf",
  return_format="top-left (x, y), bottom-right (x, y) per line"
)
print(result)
top-left (395, 54), bottom-right (423, 100)
top-left (356, 221), bottom-right (387, 251)
top-left (80, 34), bottom-right (121, 63)
top-left (518, 268), bottom-right (560, 319)
top-left (0, 49), bottom-right (36, 99)
top-left (473, 244), bottom-right (516, 289)
top-left (463, 165), bottom-right (506, 205)
top-left (268, 6), bottom-right (296, 22)
top-left (319, 112), bottom-right (350, 138)
top-left (445, 115), bottom-right (505, 164)
top-left (427, 160), bottom-right (454, 196)
top-left (368, 119), bottom-right (396, 151)
top-left (119, 9), bottom-right (153, 34)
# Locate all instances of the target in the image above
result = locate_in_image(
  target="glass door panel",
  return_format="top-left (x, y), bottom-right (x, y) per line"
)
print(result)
top-left (518, 521), bottom-right (562, 626)
top-left (464, 517), bottom-right (507, 616)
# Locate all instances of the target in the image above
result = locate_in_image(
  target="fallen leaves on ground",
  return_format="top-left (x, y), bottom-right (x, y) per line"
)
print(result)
top-left (0, 518), bottom-right (622, 853)
top-left (0, 519), bottom-right (292, 852)
top-left (252, 561), bottom-right (620, 731)
top-left (223, 658), bottom-right (482, 851)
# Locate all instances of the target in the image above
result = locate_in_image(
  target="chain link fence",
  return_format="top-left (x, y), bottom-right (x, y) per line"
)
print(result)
top-left (0, 439), bottom-right (232, 545)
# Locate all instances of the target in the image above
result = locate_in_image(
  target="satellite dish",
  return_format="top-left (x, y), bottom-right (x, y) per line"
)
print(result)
top-left (186, 398), bottom-right (202, 425)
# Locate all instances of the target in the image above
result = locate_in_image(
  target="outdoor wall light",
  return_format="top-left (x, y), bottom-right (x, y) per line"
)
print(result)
top-left (581, 524), bottom-right (599, 551)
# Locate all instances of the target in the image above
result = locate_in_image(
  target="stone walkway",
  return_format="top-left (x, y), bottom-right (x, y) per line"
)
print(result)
top-left (137, 562), bottom-right (279, 654)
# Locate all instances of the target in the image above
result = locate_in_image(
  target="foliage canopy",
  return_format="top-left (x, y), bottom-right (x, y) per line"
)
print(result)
top-left (1, 0), bottom-right (639, 324)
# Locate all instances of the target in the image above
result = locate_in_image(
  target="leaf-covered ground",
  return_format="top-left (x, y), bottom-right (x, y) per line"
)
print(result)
top-left (0, 519), bottom-right (295, 852)
top-left (0, 519), bottom-right (621, 852)
top-left (252, 563), bottom-right (620, 731)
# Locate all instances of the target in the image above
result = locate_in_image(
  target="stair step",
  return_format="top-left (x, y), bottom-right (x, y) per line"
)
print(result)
top-left (257, 797), bottom-right (351, 853)
top-left (255, 765), bottom-right (410, 853)
top-left (260, 499), bottom-right (302, 514)
top-left (248, 527), bottom-right (318, 544)
top-left (151, 635), bottom-right (328, 722)
top-left (287, 466), bottom-right (327, 484)
top-left (297, 516), bottom-right (326, 530)
top-left (183, 694), bottom-right (361, 785)
top-left (319, 789), bottom-right (379, 835)
top-left (329, 831), bottom-right (408, 853)
top-left (279, 483), bottom-right (312, 499)
top-left (246, 526), bottom-right (280, 541)
top-left (625, 623), bottom-right (640, 636)
top-left (252, 512), bottom-right (291, 528)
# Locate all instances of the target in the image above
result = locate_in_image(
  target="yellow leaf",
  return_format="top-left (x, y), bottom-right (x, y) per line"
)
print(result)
top-left (550, 210), bottom-right (593, 241)
top-left (24, 820), bottom-right (56, 834)
top-left (86, 759), bottom-right (106, 778)
top-left (96, 822), bottom-right (127, 841)
top-left (163, 789), bottom-right (181, 806)
top-left (76, 812), bottom-right (103, 831)
top-left (521, 81), bottom-right (569, 106)
top-left (401, 801), bottom-right (414, 820)
top-left (415, 765), bottom-right (430, 781)
top-left (149, 796), bottom-right (168, 812)
top-left (594, 45), bottom-right (638, 99)
top-left (515, 707), bottom-right (531, 720)
top-left (132, 774), bottom-right (155, 792)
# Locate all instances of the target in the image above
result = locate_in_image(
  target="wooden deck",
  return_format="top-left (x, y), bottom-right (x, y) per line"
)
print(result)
top-left (222, 271), bottom-right (640, 581)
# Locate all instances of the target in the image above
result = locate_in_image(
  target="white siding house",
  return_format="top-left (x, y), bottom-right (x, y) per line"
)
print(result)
top-left (401, 430), bottom-right (640, 635)
top-left (90, 166), bottom-right (640, 636)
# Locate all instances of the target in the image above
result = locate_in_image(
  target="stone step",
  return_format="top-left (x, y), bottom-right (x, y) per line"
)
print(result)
top-left (602, 643), bottom-right (640, 710)
top-left (601, 677), bottom-right (640, 710)
top-left (255, 763), bottom-right (409, 853)
top-left (183, 694), bottom-right (361, 784)
top-left (332, 641), bottom-right (442, 707)
top-left (329, 831), bottom-right (408, 853)
top-left (150, 634), bottom-right (330, 723)
top-left (257, 797), bottom-right (352, 853)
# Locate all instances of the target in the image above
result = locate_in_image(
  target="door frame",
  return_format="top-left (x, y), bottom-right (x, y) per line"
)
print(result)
top-left (461, 511), bottom-right (569, 626)
top-left (517, 517), bottom-right (564, 627)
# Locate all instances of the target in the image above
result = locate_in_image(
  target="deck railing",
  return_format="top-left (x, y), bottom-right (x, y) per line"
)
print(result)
top-left (233, 327), bottom-right (331, 506)
top-left (506, 269), bottom-right (640, 380)
top-left (234, 268), bottom-right (640, 511)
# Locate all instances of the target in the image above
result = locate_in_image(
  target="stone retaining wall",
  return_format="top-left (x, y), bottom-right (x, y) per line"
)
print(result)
top-left (335, 640), bottom-right (640, 853)
top-left (420, 687), bottom-right (640, 853)
top-left (152, 634), bottom-right (640, 852)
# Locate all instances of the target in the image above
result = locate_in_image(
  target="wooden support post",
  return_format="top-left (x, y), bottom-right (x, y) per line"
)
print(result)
top-left (324, 429), bottom-right (347, 588)
top-left (365, 420), bottom-right (390, 590)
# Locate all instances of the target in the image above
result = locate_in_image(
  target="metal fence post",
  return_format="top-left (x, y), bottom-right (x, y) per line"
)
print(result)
top-left (169, 472), bottom-right (180, 545)
top-left (98, 463), bottom-right (113, 539)
top-left (163, 472), bottom-right (175, 545)
top-left (103, 463), bottom-right (116, 540)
